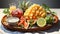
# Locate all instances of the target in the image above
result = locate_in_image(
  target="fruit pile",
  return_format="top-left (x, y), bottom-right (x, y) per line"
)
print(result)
top-left (24, 4), bottom-right (46, 19)
top-left (3, 1), bottom-right (58, 29)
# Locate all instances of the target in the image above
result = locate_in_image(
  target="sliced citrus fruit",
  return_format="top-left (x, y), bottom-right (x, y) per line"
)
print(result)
top-left (37, 18), bottom-right (46, 27)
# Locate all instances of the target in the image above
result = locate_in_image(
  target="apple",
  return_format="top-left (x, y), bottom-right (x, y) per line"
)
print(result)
top-left (11, 8), bottom-right (23, 18)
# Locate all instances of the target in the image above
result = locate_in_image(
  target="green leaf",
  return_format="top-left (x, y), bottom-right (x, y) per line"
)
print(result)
top-left (18, 1), bottom-right (32, 12)
top-left (3, 8), bottom-right (10, 15)
top-left (22, 1), bottom-right (26, 8)
top-left (29, 19), bottom-right (34, 27)
top-left (29, 19), bottom-right (34, 23)
top-left (42, 4), bottom-right (51, 11)
top-left (18, 24), bottom-right (24, 28)
top-left (51, 12), bottom-right (57, 15)
top-left (45, 15), bottom-right (53, 24)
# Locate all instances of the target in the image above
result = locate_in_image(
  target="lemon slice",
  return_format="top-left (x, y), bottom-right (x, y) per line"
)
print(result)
top-left (37, 18), bottom-right (46, 27)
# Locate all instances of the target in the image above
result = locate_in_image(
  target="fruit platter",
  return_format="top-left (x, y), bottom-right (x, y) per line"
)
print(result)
top-left (1, 1), bottom-right (58, 32)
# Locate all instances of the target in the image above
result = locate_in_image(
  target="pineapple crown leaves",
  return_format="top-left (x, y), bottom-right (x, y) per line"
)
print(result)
top-left (18, 1), bottom-right (32, 11)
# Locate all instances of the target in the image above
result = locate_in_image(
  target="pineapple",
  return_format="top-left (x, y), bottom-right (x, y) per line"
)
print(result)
top-left (24, 4), bottom-right (46, 19)
top-left (18, 1), bottom-right (32, 12)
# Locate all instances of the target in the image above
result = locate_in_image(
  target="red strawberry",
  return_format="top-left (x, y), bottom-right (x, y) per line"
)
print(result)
top-left (11, 8), bottom-right (23, 18)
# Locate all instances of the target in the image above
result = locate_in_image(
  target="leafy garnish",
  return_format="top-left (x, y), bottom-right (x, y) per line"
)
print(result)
top-left (51, 12), bottom-right (57, 15)
top-left (3, 8), bottom-right (10, 16)
top-left (29, 19), bottom-right (34, 27)
top-left (42, 4), bottom-right (51, 11)
top-left (45, 15), bottom-right (53, 24)
top-left (20, 24), bottom-right (24, 28)
top-left (42, 4), bottom-right (56, 15)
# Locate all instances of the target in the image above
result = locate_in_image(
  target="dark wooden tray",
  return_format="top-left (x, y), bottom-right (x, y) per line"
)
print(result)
top-left (1, 15), bottom-right (58, 32)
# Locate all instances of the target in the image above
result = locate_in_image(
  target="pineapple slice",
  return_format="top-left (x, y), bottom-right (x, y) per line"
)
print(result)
top-left (24, 4), bottom-right (46, 19)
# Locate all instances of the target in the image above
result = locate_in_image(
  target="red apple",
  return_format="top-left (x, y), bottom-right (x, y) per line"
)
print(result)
top-left (11, 8), bottom-right (23, 18)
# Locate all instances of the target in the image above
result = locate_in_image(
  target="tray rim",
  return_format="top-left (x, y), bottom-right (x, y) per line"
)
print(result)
top-left (1, 15), bottom-right (58, 32)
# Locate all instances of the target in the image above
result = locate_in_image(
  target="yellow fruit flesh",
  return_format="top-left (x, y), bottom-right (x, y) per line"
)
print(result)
top-left (24, 4), bottom-right (46, 18)
top-left (9, 5), bottom-right (16, 13)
